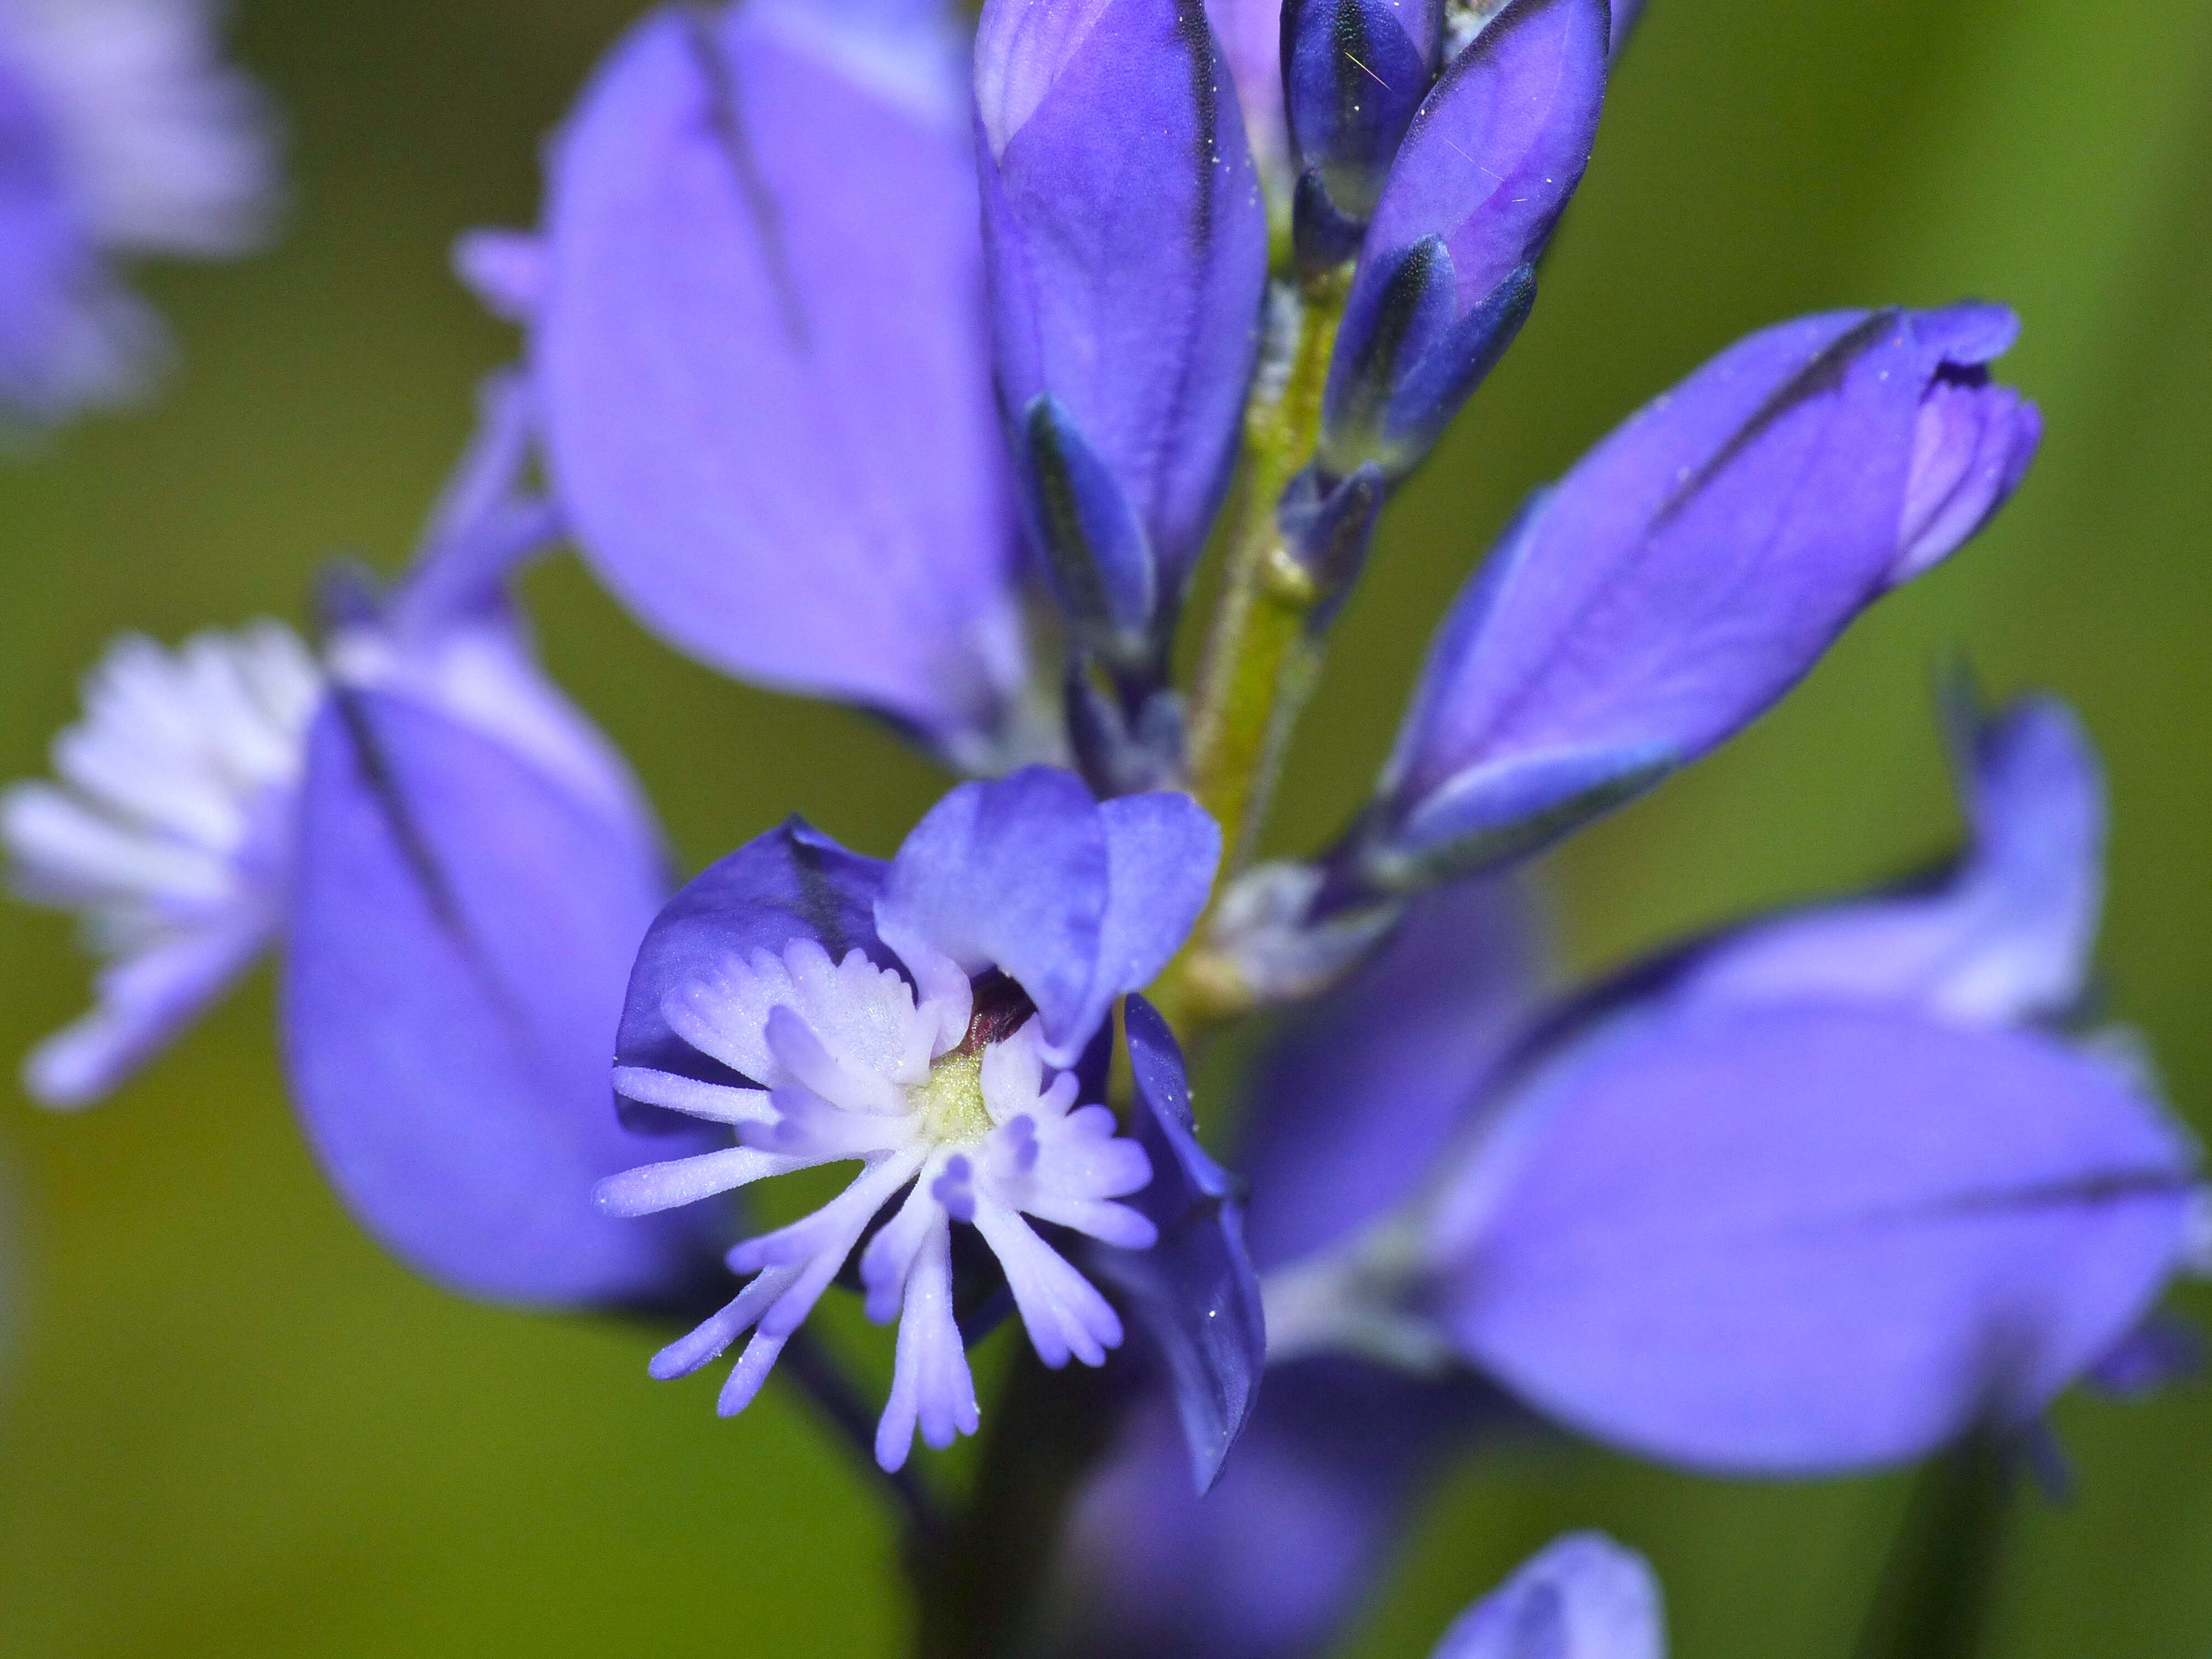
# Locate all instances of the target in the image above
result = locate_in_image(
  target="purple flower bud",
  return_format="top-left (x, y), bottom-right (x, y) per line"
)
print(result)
top-left (1427, 1533), bottom-right (1663, 1659)
top-left (1362, 305), bottom-right (2044, 885)
top-left (1282, 0), bottom-right (1445, 236)
top-left (1017, 393), bottom-right (1160, 664)
top-left (1319, 0), bottom-right (1608, 477)
top-left (531, 0), bottom-right (1029, 758)
top-left (978, 0), bottom-right (1270, 650)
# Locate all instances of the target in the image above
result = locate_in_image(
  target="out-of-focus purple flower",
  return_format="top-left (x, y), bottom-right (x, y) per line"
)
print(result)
top-left (1, 374), bottom-right (559, 1113)
top-left (598, 767), bottom-right (1219, 1469)
top-left (1040, 1358), bottom-right (1494, 1659)
top-left (1318, 0), bottom-right (1608, 479)
top-left (977, 0), bottom-right (1268, 665)
top-left (0, 0), bottom-right (274, 425)
top-left (1281, 0), bottom-right (1444, 246)
top-left (283, 684), bottom-right (717, 1310)
top-left (2086, 1316), bottom-right (2201, 1401)
top-left (451, 227), bottom-right (544, 328)
top-left (283, 375), bottom-right (721, 1310)
top-left (1426, 1532), bottom-right (1662, 1659)
top-left (1353, 305), bottom-right (2043, 889)
top-left (6, 366), bottom-right (720, 1307)
top-left (1432, 1002), bottom-right (2194, 1474)
top-left (3, 619), bottom-right (320, 1105)
top-left (523, 0), bottom-right (1030, 761)
top-left (1282, 693), bottom-right (2200, 1476)
top-left (318, 379), bottom-right (650, 838)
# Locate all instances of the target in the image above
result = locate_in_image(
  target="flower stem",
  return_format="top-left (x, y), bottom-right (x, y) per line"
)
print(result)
top-left (1156, 268), bottom-right (1349, 1034)
top-left (1187, 269), bottom-right (1347, 864)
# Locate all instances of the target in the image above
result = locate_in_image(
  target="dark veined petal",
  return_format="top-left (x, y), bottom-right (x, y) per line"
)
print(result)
top-left (1431, 1002), bottom-right (2198, 1473)
top-left (284, 690), bottom-right (720, 1309)
top-left (1282, 0), bottom-right (1444, 226)
top-left (536, 0), bottom-right (1025, 744)
top-left (1364, 305), bottom-right (2042, 883)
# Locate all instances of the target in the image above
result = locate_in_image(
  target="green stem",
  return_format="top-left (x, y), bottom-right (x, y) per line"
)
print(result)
top-left (1849, 1428), bottom-right (2021, 1659)
top-left (906, 1352), bottom-right (1124, 1659)
top-left (1154, 269), bottom-right (1348, 1034)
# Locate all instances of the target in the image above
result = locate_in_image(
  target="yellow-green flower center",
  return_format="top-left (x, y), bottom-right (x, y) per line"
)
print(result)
top-left (909, 1046), bottom-right (993, 1146)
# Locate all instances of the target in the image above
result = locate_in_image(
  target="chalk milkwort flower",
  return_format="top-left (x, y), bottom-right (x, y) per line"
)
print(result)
top-left (8, 375), bottom-right (720, 1307)
top-left (597, 769), bottom-right (1219, 1467)
top-left (6, 0), bottom-right (2206, 1652)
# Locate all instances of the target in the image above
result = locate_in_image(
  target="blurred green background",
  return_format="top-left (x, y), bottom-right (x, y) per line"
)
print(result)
top-left (1, 0), bottom-right (2207, 1652)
